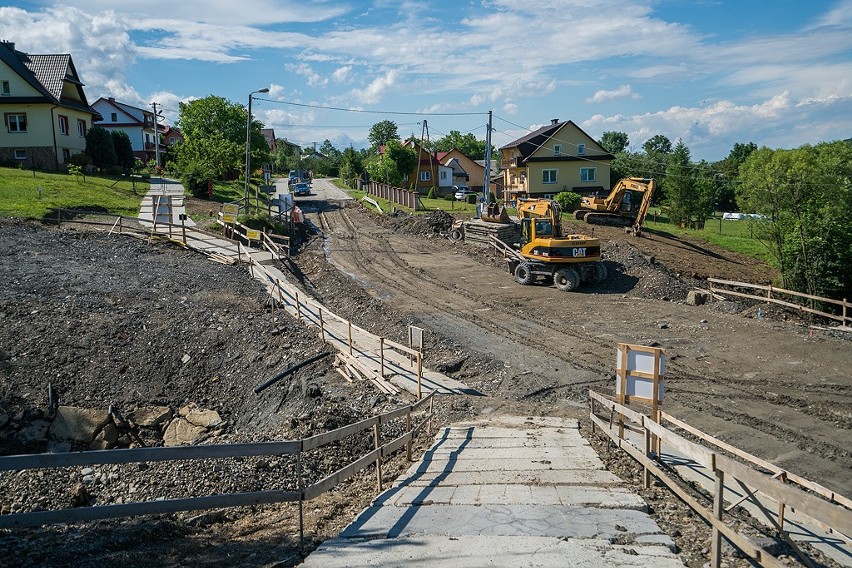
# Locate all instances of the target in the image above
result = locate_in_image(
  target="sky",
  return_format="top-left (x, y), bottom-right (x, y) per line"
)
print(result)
top-left (2, 0), bottom-right (851, 161)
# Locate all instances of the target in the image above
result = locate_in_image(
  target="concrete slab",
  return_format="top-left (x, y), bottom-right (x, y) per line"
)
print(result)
top-left (396, 469), bottom-right (624, 487)
top-left (302, 535), bottom-right (684, 568)
top-left (427, 436), bottom-right (591, 450)
top-left (381, 484), bottom-right (646, 509)
top-left (402, 456), bottom-right (605, 476)
top-left (339, 504), bottom-right (670, 540)
top-left (421, 445), bottom-right (594, 460)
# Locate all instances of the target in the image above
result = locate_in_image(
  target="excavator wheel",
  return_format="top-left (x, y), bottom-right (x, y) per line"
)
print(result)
top-left (574, 210), bottom-right (588, 221)
top-left (514, 263), bottom-right (534, 285)
top-left (450, 228), bottom-right (463, 241)
top-left (554, 267), bottom-right (580, 292)
top-left (591, 262), bottom-right (608, 284)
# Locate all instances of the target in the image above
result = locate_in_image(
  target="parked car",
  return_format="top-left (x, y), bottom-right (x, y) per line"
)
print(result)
top-left (293, 182), bottom-right (310, 196)
top-left (453, 185), bottom-right (476, 201)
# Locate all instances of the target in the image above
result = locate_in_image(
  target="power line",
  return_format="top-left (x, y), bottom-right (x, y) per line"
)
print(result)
top-left (254, 97), bottom-right (488, 116)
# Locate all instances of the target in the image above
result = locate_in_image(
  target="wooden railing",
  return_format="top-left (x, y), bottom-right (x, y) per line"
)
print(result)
top-left (0, 394), bottom-right (435, 537)
top-left (708, 278), bottom-right (850, 327)
top-left (589, 390), bottom-right (851, 568)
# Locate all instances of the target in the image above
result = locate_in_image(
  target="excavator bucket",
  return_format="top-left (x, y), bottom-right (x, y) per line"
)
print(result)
top-left (480, 203), bottom-right (511, 224)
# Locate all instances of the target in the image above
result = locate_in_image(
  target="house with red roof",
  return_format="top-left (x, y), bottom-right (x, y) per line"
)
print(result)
top-left (0, 40), bottom-right (101, 169)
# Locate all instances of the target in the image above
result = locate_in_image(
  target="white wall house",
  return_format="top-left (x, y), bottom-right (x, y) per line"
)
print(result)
top-left (91, 97), bottom-right (159, 164)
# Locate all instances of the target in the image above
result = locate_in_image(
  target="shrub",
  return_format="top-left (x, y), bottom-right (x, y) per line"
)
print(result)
top-left (67, 153), bottom-right (92, 168)
top-left (426, 187), bottom-right (436, 199)
top-left (181, 162), bottom-right (213, 198)
top-left (555, 191), bottom-right (582, 212)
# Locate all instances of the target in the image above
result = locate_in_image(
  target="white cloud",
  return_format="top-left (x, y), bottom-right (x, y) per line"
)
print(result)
top-left (503, 102), bottom-right (518, 115)
top-left (586, 84), bottom-right (641, 103)
top-left (285, 63), bottom-right (328, 87)
top-left (352, 68), bottom-right (400, 104)
top-left (331, 65), bottom-right (352, 83)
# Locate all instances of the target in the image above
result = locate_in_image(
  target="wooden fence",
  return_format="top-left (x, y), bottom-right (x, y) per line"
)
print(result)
top-left (241, 254), bottom-right (428, 398)
top-left (360, 181), bottom-right (421, 211)
top-left (589, 390), bottom-right (851, 568)
top-left (708, 278), bottom-right (850, 328)
top-left (0, 393), bottom-right (435, 537)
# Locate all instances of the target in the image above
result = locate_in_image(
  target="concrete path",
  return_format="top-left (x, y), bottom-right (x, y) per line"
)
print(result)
top-left (301, 416), bottom-right (683, 567)
top-left (139, 176), bottom-right (195, 227)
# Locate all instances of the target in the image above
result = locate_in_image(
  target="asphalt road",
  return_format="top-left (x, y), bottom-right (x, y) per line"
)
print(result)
top-left (295, 177), bottom-right (353, 203)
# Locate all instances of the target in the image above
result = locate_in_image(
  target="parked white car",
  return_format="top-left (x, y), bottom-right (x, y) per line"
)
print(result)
top-left (453, 186), bottom-right (476, 200)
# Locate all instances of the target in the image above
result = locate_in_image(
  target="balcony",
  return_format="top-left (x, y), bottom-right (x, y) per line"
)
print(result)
top-left (501, 156), bottom-right (522, 169)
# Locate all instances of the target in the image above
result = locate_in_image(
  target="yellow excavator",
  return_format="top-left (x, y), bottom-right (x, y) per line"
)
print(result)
top-left (574, 177), bottom-right (656, 235)
top-left (504, 198), bottom-right (607, 291)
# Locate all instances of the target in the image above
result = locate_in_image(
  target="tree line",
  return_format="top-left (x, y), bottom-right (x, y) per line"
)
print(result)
top-left (598, 131), bottom-right (852, 301)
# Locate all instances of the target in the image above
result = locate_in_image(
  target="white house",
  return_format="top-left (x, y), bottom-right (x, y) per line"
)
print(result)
top-left (91, 97), bottom-right (159, 164)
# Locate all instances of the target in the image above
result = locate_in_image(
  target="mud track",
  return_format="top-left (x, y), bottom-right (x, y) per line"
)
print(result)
top-left (299, 200), bottom-right (852, 496)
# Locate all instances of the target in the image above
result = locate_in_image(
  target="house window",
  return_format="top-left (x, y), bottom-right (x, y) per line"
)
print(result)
top-left (1, 81), bottom-right (9, 96)
top-left (169, 137), bottom-right (175, 144)
top-left (580, 167), bottom-right (596, 182)
top-left (553, 144), bottom-right (562, 156)
top-left (110, 112), bottom-right (117, 122)
top-left (420, 171), bottom-right (431, 182)
top-left (14, 149), bottom-right (26, 160)
top-left (577, 144), bottom-right (585, 155)
top-left (62, 148), bottom-right (71, 161)
top-left (58, 115), bottom-right (69, 135)
top-left (542, 169), bottom-right (557, 184)
top-left (543, 193), bottom-right (555, 199)
top-left (145, 133), bottom-right (150, 144)
top-left (6, 113), bottom-right (27, 132)
top-left (77, 119), bottom-right (87, 137)
top-left (440, 170), bottom-right (447, 180)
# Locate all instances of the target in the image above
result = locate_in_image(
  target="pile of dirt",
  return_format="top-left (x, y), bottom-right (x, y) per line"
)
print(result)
top-left (375, 208), bottom-right (455, 236)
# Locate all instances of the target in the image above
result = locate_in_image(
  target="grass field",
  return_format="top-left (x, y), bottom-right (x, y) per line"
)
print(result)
top-left (0, 167), bottom-right (148, 219)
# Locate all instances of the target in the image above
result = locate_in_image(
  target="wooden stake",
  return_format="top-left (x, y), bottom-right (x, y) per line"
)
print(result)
top-left (373, 422), bottom-right (383, 491)
top-left (319, 307), bottom-right (325, 342)
top-left (348, 321), bottom-right (353, 355)
top-left (379, 337), bottom-right (385, 378)
top-left (295, 291), bottom-right (301, 321)
top-left (710, 454), bottom-right (724, 568)
top-left (417, 352), bottom-right (423, 400)
top-left (405, 410), bottom-right (412, 462)
top-left (643, 419), bottom-right (651, 489)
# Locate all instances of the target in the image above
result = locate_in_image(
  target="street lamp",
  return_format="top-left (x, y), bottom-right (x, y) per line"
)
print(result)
top-left (245, 87), bottom-right (269, 210)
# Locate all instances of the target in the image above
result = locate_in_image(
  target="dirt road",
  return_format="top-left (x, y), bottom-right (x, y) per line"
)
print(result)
top-left (297, 198), bottom-right (851, 497)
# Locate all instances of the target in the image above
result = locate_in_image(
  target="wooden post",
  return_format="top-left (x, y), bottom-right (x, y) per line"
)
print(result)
top-left (405, 409), bottom-right (412, 462)
top-left (710, 454), bottom-right (724, 568)
top-left (275, 279), bottom-right (284, 306)
top-left (297, 451), bottom-right (304, 548)
top-left (295, 291), bottom-right (301, 322)
top-left (643, 419), bottom-right (651, 489)
top-left (428, 394), bottom-right (434, 436)
top-left (652, 348), bottom-right (661, 455)
top-left (417, 352), bottom-right (423, 400)
top-left (319, 307), bottom-right (325, 341)
top-left (348, 321), bottom-right (353, 355)
top-left (373, 422), bottom-right (383, 491)
top-left (778, 501), bottom-right (786, 533)
top-left (181, 215), bottom-right (186, 245)
top-left (844, 298), bottom-right (848, 326)
top-left (119, 216), bottom-right (123, 234)
top-left (617, 343), bottom-right (628, 439)
top-left (380, 337), bottom-right (385, 378)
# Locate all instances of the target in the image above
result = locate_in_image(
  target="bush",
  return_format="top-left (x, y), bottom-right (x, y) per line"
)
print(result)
top-left (555, 191), bottom-right (582, 212)
top-left (466, 194), bottom-right (477, 204)
top-left (181, 162), bottom-right (213, 198)
top-left (68, 153), bottom-right (92, 168)
top-left (426, 187), bottom-right (436, 199)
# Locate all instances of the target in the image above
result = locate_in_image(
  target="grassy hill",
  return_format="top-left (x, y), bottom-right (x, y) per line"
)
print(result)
top-left (0, 167), bottom-right (147, 220)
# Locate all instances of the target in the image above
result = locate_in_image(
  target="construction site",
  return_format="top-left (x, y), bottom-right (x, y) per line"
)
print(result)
top-left (0, 178), bottom-right (850, 567)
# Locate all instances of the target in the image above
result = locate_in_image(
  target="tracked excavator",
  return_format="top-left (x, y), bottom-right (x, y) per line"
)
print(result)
top-left (574, 177), bottom-right (656, 235)
top-left (503, 198), bottom-right (607, 292)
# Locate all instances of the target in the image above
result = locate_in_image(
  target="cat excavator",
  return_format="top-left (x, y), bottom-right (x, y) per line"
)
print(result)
top-left (574, 177), bottom-right (656, 235)
top-left (503, 198), bottom-right (607, 292)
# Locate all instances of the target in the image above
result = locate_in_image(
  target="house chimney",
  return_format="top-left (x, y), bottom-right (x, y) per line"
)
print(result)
top-left (108, 97), bottom-right (115, 101)
top-left (551, 118), bottom-right (559, 125)
top-left (1, 41), bottom-right (15, 52)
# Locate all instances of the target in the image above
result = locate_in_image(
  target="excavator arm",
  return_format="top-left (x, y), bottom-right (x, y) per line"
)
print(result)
top-left (630, 178), bottom-right (656, 235)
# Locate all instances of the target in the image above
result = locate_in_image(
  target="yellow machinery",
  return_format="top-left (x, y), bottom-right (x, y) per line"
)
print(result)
top-left (574, 177), bottom-right (656, 235)
top-left (506, 198), bottom-right (607, 291)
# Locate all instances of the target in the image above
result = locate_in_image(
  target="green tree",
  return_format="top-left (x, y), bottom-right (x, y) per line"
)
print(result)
top-left (715, 142), bottom-right (757, 211)
top-left (368, 120), bottom-right (399, 150)
top-left (434, 130), bottom-right (494, 160)
top-left (643, 134), bottom-right (672, 156)
top-left (173, 133), bottom-right (242, 179)
top-left (364, 140), bottom-right (416, 187)
top-left (598, 131), bottom-right (629, 154)
top-left (737, 141), bottom-right (852, 299)
top-left (664, 139), bottom-right (694, 227)
top-left (555, 191), bottom-right (582, 212)
top-left (340, 146), bottom-right (364, 183)
top-left (176, 95), bottom-right (269, 177)
top-left (111, 130), bottom-right (135, 171)
top-left (85, 126), bottom-right (117, 169)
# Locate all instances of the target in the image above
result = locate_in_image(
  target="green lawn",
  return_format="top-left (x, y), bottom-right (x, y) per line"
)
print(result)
top-left (0, 166), bottom-right (148, 220)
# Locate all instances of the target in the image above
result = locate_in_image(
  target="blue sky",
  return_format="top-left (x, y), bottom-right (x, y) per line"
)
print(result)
top-left (3, 0), bottom-right (851, 160)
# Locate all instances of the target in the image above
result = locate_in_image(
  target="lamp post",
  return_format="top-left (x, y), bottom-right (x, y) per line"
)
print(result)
top-left (245, 87), bottom-right (269, 211)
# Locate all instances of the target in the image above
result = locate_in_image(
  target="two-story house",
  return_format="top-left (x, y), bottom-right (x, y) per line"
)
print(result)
top-left (500, 119), bottom-right (613, 202)
top-left (91, 97), bottom-right (159, 165)
top-left (0, 41), bottom-right (100, 170)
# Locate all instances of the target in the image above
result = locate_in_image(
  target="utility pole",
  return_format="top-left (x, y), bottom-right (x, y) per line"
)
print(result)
top-left (151, 102), bottom-right (160, 170)
top-left (483, 110), bottom-right (492, 207)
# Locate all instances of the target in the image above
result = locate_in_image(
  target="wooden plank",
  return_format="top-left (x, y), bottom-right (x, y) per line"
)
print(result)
top-left (0, 440), bottom-right (300, 472)
top-left (715, 453), bottom-right (852, 538)
top-left (588, 390), bottom-right (645, 424)
top-left (381, 431), bottom-right (414, 458)
top-left (412, 392), bottom-right (434, 412)
top-left (380, 405), bottom-right (412, 423)
top-left (708, 277), bottom-right (772, 292)
top-left (0, 489), bottom-right (300, 529)
top-left (303, 448), bottom-right (381, 500)
top-left (301, 416), bottom-right (377, 452)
